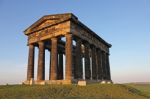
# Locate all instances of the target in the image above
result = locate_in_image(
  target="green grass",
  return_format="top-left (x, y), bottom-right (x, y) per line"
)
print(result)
top-left (0, 84), bottom-right (149, 99)
top-left (126, 83), bottom-right (150, 97)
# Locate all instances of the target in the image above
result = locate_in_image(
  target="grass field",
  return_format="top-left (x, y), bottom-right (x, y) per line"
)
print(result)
top-left (0, 84), bottom-right (149, 99)
top-left (126, 83), bottom-right (150, 97)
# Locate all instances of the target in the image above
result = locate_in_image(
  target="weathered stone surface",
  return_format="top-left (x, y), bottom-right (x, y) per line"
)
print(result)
top-left (50, 38), bottom-right (58, 80)
top-left (91, 46), bottom-right (97, 80)
top-left (46, 80), bottom-right (72, 84)
top-left (37, 42), bottom-right (45, 81)
top-left (97, 49), bottom-right (103, 80)
top-left (71, 22), bottom-right (110, 53)
top-left (28, 21), bottom-right (70, 44)
top-left (84, 43), bottom-right (91, 79)
top-left (106, 53), bottom-right (111, 80)
top-left (78, 80), bottom-right (86, 86)
top-left (102, 51), bottom-right (109, 80)
top-left (57, 53), bottom-right (63, 80)
top-left (24, 13), bottom-right (112, 85)
top-left (27, 44), bottom-right (34, 81)
top-left (74, 38), bottom-right (83, 79)
top-left (65, 34), bottom-right (72, 80)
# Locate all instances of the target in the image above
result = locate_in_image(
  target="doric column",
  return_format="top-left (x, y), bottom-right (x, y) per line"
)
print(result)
top-left (95, 49), bottom-right (99, 80)
top-left (97, 49), bottom-right (103, 80)
top-left (65, 34), bottom-right (73, 80)
top-left (84, 42), bottom-right (91, 79)
top-left (58, 52), bottom-right (63, 80)
top-left (91, 46), bottom-right (97, 80)
top-left (74, 38), bottom-right (83, 79)
top-left (49, 50), bottom-right (51, 80)
top-left (106, 53), bottom-right (111, 80)
top-left (50, 38), bottom-right (58, 80)
top-left (72, 42), bottom-right (76, 79)
top-left (72, 53), bottom-right (76, 79)
top-left (37, 42), bottom-right (45, 81)
top-left (27, 44), bottom-right (35, 81)
top-left (101, 51), bottom-right (107, 80)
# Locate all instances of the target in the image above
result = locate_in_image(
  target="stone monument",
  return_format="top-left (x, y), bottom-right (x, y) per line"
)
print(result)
top-left (23, 13), bottom-right (112, 85)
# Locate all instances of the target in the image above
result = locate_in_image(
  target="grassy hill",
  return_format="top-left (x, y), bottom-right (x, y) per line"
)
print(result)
top-left (126, 83), bottom-right (150, 97)
top-left (0, 84), bottom-right (149, 99)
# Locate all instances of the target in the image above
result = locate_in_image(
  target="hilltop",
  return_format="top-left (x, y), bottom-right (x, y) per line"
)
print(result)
top-left (0, 84), bottom-right (149, 99)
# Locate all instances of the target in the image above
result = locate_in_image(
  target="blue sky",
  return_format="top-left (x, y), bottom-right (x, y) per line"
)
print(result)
top-left (0, 0), bottom-right (150, 84)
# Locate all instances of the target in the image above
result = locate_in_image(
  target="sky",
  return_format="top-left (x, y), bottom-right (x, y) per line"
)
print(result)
top-left (0, 0), bottom-right (150, 84)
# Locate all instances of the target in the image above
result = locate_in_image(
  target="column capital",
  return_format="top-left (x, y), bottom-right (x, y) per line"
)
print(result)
top-left (101, 51), bottom-right (109, 56)
top-left (74, 36), bottom-right (82, 42)
top-left (28, 43), bottom-right (34, 46)
top-left (83, 40), bottom-right (90, 46)
top-left (38, 41), bottom-right (44, 47)
top-left (65, 34), bottom-right (73, 40)
top-left (106, 52), bottom-right (110, 56)
top-left (51, 37), bottom-right (57, 41)
top-left (65, 33), bottom-right (72, 36)
top-left (101, 50), bottom-right (105, 53)
top-left (90, 44), bottom-right (96, 49)
top-left (96, 47), bottom-right (101, 51)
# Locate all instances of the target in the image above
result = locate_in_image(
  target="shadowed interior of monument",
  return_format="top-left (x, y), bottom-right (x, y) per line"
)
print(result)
top-left (23, 13), bottom-right (112, 85)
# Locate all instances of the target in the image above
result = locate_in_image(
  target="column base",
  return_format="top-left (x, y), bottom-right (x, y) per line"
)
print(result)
top-left (22, 79), bottom-right (113, 85)
top-left (22, 80), bottom-right (72, 85)
top-left (100, 80), bottom-right (113, 84)
top-left (77, 80), bottom-right (86, 86)
top-left (22, 78), bottom-right (34, 85)
top-left (73, 79), bottom-right (100, 85)
top-left (46, 80), bottom-right (72, 84)
top-left (35, 80), bottom-right (46, 85)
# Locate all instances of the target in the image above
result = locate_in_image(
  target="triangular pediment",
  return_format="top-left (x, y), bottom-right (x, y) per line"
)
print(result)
top-left (28, 19), bottom-right (58, 32)
top-left (24, 13), bottom-right (74, 35)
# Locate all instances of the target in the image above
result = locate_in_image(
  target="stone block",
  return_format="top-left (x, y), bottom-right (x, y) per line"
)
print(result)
top-left (29, 78), bottom-right (34, 85)
top-left (100, 80), bottom-right (107, 84)
top-left (36, 81), bottom-right (46, 85)
top-left (107, 81), bottom-right (113, 84)
top-left (78, 80), bottom-right (86, 86)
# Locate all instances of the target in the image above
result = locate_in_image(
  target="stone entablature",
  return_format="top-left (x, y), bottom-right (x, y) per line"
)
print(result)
top-left (27, 21), bottom-right (70, 45)
top-left (23, 13), bottom-right (112, 85)
top-left (71, 21), bottom-right (110, 53)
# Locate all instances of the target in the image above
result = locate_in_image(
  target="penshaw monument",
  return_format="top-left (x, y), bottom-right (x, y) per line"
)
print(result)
top-left (23, 13), bottom-right (112, 85)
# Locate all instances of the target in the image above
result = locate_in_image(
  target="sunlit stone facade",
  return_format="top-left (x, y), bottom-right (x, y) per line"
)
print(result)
top-left (23, 13), bottom-right (112, 85)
